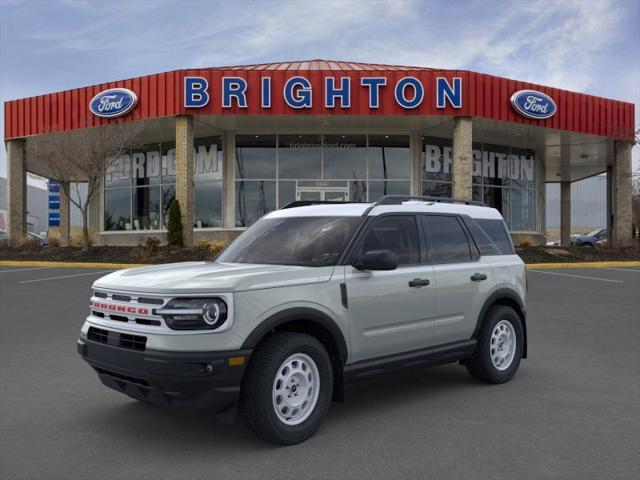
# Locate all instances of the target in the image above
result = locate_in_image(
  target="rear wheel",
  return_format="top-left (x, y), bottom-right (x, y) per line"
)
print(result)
top-left (240, 332), bottom-right (333, 445)
top-left (466, 305), bottom-right (523, 384)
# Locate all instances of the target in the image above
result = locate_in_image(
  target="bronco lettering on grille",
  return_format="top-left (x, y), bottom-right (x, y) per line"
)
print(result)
top-left (90, 300), bottom-right (149, 316)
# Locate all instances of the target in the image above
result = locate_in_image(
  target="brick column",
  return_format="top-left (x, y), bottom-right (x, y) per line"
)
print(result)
top-left (6, 139), bottom-right (27, 245)
top-left (175, 115), bottom-right (194, 246)
top-left (452, 117), bottom-right (473, 201)
top-left (560, 181), bottom-right (571, 246)
top-left (409, 133), bottom-right (422, 196)
top-left (222, 133), bottom-right (236, 229)
top-left (610, 141), bottom-right (633, 247)
top-left (59, 181), bottom-right (70, 247)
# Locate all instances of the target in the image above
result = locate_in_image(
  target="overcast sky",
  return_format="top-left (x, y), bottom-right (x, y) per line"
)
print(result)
top-left (1, 0), bottom-right (638, 181)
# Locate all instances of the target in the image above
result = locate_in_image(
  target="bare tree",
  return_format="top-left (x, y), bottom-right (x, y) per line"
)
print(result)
top-left (27, 122), bottom-right (143, 250)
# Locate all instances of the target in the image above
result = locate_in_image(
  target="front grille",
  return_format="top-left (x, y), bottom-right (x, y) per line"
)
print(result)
top-left (119, 333), bottom-right (147, 351)
top-left (87, 327), bottom-right (147, 351)
top-left (137, 297), bottom-right (164, 305)
top-left (91, 291), bottom-right (166, 329)
top-left (112, 294), bottom-right (132, 302)
top-left (88, 327), bottom-right (108, 344)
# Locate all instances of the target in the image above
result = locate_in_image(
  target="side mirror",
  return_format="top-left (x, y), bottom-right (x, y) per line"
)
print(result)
top-left (353, 249), bottom-right (398, 271)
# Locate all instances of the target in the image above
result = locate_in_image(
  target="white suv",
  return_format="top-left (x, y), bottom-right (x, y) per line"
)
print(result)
top-left (78, 196), bottom-right (527, 444)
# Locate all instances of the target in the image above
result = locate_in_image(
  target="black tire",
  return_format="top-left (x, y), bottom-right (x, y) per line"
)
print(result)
top-left (466, 305), bottom-right (523, 384)
top-left (240, 331), bottom-right (333, 445)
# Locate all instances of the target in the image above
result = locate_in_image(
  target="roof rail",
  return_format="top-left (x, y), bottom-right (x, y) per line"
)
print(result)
top-left (280, 200), bottom-right (363, 209)
top-left (373, 195), bottom-right (487, 207)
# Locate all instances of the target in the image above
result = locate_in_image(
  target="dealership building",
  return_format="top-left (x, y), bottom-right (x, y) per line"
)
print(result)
top-left (4, 60), bottom-right (636, 246)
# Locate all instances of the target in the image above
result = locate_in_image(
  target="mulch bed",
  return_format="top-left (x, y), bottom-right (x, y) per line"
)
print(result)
top-left (516, 245), bottom-right (640, 263)
top-left (1, 244), bottom-right (639, 265)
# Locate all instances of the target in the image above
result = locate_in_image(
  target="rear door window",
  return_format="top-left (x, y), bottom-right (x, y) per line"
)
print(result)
top-left (423, 215), bottom-right (473, 264)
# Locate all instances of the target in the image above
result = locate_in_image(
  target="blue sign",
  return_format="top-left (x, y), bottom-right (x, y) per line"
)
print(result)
top-left (510, 90), bottom-right (556, 120)
top-left (89, 88), bottom-right (138, 118)
top-left (48, 212), bottom-right (60, 227)
top-left (49, 199), bottom-right (60, 210)
top-left (48, 181), bottom-right (60, 193)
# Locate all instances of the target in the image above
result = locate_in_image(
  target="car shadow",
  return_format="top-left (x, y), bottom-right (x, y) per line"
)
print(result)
top-left (78, 364), bottom-right (486, 450)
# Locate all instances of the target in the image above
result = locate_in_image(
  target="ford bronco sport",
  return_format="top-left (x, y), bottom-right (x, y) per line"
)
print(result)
top-left (78, 196), bottom-right (527, 445)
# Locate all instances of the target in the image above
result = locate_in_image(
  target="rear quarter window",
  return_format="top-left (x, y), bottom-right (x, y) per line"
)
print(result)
top-left (474, 218), bottom-right (515, 255)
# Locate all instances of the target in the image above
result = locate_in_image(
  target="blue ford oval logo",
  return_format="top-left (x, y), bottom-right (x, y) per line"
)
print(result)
top-left (89, 88), bottom-right (138, 118)
top-left (510, 89), bottom-right (556, 120)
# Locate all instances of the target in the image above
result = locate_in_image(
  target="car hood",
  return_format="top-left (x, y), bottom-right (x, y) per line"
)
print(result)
top-left (92, 261), bottom-right (335, 294)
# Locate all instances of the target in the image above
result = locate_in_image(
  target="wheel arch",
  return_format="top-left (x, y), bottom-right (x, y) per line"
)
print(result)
top-left (473, 288), bottom-right (528, 358)
top-left (241, 307), bottom-right (348, 401)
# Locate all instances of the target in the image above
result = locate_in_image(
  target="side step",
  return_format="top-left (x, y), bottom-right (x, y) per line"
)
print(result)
top-left (343, 340), bottom-right (476, 383)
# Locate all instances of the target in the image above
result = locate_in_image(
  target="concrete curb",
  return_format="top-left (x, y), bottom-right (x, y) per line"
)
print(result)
top-left (526, 261), bottom-right (640, 269)
top-left (1, 260), bottom-right (639, 270)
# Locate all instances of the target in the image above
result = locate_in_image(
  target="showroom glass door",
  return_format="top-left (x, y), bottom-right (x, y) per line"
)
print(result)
top-left (295, 185), bottom-right (350, 202)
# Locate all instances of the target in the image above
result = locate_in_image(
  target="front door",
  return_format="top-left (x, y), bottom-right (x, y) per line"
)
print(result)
top-left (344, 214), bottom-right (438, 362)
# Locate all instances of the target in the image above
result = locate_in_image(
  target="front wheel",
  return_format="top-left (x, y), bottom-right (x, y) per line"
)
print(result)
top-left (240, 332), bottom-right (333, 445)
top-left (466, 305), bottom-right (523, 384)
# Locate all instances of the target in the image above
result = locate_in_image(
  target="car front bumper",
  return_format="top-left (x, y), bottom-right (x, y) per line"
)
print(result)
top-left (77, 338), bottom-right (252, 421)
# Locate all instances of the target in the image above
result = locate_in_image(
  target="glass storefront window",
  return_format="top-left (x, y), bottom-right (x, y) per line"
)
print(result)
top-left (233, 134), bottom-right (410, 226)
top-left (424, 136), bottom-right (537, 231)
top-left (236, 180), bottom-right (276, 227)
top-left (422, 181), bottom-right (452, 198)
top-left (236, 135), bottom-right (276, 179)
top-left (104, 136), bottom-right (223, 232)
top-left (509, 188), bottom-right (535, 231)
top-left (161, 185), bottom-right (175, 227)
top-left (369, 135), bottom-right (410, 180)
top-left (161, 142), bottom-right (176, 183)
top-left (195, 181), bottom-right (223, 228)
top-left (278, 134), bottom-right (322, 179)
top-left (132, 143), bottom-right (161, 187)
top-left (323, 135), bottom-right (367, 179)
top-left (422, 136), bottom-right (453, 184)
top-left (104, 188), bottom-right (131, 231)
top-left (132, 186), bottom-right (160, 230)
top-left (509, 147), bottom-right (535, 189)
top-left (105, 154), bottom-right (131, 188)
top-left (368, 180), bottom-right (410, 201)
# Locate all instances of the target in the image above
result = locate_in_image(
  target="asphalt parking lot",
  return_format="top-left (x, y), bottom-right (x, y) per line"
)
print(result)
top-left (1, 265), bottom-right (639, 480)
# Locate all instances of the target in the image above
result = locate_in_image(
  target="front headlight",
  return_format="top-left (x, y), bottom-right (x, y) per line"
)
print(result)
top-left (156, 298), bottom-right (228, 330)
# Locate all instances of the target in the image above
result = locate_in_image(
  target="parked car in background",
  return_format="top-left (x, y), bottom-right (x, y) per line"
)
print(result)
top-left (27, 231), bottom-right (48, 246)
top-left (0, 230), bottom-right (48, 245)
top-left (571, 229), bottom-right (607, 247)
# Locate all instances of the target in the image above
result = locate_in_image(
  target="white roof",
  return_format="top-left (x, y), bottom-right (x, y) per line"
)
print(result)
top-left (267, 200), bottom-right (504, 220)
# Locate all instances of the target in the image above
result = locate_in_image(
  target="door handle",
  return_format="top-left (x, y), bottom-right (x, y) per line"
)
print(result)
top-left (470, 273), bottom-right (488, 282)
top-left (408, 278), bottom-right (430, 288)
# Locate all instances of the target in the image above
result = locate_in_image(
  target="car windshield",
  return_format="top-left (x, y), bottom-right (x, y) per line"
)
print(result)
top-left (587, 229), bottom-right (603, 237)
top-left (217, 216), bottom-right (363, 267)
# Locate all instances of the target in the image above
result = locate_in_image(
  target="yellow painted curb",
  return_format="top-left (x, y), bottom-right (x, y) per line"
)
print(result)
top-left (1, 260), bottom-right (639, 270)
top-left (0, 260), bottom-right (147, 269)
top-left (526, 261), bottom-right (640, 269)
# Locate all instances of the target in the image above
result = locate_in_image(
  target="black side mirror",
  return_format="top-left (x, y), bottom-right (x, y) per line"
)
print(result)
top-left (353, 249), bottom-right (398, 271)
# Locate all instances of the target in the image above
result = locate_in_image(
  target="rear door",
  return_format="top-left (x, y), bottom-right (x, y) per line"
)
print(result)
top-left (345, 214), bottom-right (437, 362)
top-left (421, 214), bottom-right (493, 345)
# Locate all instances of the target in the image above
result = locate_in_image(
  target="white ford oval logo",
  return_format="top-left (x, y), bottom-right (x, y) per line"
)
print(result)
top-left (89, 88), bottom-right (138, 118)
top-left (510, 89), bottom-right (556, 120)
